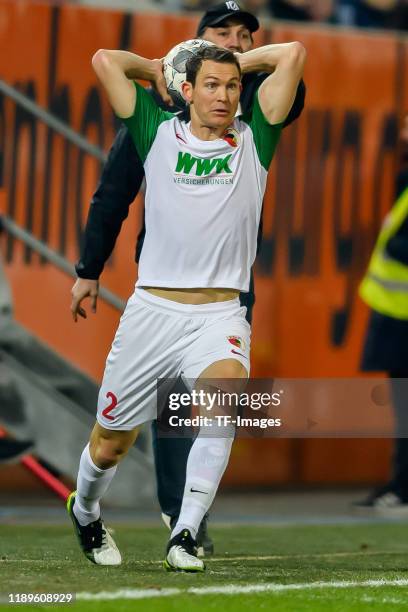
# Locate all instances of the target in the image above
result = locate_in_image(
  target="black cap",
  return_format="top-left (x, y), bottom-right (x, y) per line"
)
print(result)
top-left (197, 2), bottom-right (259, 36)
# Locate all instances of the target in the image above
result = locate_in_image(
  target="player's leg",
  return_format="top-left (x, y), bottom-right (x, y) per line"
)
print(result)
top-left (67, 289), bottom-right (183, 565)
top-left (164, 298), bottom-right (250, 572)
top-left (152, 376), bottom-right (214, 556)
top-left (158, 292), bottom-right (254, 556)
top-left (75, 422), bottom-right (140, 523)
top-left (169, 359), bottom-right (248, 568)
top-left (165, 360), bottom-right (247, 571)
top-left (67, 423), bottom-right (139, 566)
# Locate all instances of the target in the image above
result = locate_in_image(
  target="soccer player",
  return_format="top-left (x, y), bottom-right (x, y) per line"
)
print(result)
top-left (71, 2), bottom-right (305, 556)
top-left (67, 41), bottom-right (305, 571)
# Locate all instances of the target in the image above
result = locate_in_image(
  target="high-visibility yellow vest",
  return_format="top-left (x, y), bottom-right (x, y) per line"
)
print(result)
top-left (359, 186), bottom-right (408, 320)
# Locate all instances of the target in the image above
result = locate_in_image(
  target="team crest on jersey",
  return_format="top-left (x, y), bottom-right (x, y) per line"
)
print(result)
top-left (228, 336), bottom-right (244, 349)
top-left (223, 128), bottom-right (240, 148)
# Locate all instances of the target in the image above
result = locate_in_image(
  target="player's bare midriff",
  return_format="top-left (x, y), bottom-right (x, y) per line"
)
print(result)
top-left (143, 287), bottom-right (240, 304)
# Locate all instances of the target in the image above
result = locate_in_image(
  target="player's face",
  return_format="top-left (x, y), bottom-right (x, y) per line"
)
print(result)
top-left (202, 21), bottom-right (253, 53)
top-left (188, 60), bottom-right (241, 130)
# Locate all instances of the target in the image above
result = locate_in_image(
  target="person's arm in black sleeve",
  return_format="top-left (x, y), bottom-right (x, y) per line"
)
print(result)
top-left (71, 126), bottom-right (145, 322)
top-left (75, 125), bottom-right (144, 279)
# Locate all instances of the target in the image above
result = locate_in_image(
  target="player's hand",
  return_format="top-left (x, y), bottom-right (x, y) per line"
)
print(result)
top-left (151, 58), bottom-right (173, 106)
top-left (71, 278), bottom-right (99, 322)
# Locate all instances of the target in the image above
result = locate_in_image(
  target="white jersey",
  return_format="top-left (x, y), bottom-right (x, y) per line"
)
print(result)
top-left (123, 83), bottom-right (282, 292)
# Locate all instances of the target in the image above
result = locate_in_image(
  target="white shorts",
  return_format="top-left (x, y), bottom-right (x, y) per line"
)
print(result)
top-left (96, 289), bottom-right (251, 430)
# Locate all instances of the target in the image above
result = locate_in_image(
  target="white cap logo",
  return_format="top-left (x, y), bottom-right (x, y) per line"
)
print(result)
top-left (225, 1), bottom-right (240, 11)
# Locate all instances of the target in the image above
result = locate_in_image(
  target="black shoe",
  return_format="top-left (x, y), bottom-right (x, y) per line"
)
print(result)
top-left (196, 513), bottom-right (214, 557)
top-left (66, 491), bottom-right (121, 565)
top-left (164, 529), bottom-right (205, 572)
top-left (0, 438), bottom-right (33, 464)
top-left (352, 485), bottom-right (408, 517)
top-left (161, 512), bottom-right (214, 557)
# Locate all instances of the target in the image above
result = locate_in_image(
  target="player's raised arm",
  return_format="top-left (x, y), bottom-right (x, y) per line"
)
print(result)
top-left (92, 50), bottom-right (171, 117)
top-left (238, 42), bottom-right (306, 125)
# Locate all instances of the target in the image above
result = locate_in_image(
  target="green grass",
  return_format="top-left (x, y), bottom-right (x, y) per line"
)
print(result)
top-left (0, 523), bottom-right (408, 610)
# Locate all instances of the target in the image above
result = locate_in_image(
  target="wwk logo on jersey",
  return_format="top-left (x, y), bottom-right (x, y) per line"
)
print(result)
top-left (175, 152), bottom-right (232, 176)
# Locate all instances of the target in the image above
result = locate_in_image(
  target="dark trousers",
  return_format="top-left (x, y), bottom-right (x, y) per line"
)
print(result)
top-left (151, 421), bottom-right (192, 518)
top-left (151, 377), bottom-right (194, 519)
top-left (389, 371), bottom-right (408, 499)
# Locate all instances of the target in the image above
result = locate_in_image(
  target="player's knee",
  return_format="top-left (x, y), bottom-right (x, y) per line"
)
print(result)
top-left (91, 437), bottom-right (129, 469)
top-left (217, 359), bottom-right (248, 381)
top-left (223, 359), bottom-right (248, 378)
top-left (200, 358), bottom-right (248, 382)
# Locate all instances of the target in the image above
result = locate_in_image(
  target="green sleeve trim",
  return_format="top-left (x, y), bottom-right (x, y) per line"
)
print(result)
top-left (121, 82), bottom-right (173, 163)
top-left (241, 89), bottom-right (283, 171)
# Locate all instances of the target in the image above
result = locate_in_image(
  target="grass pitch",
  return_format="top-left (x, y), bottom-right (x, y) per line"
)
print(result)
top-left (0, 522), bottom-right (408, 610)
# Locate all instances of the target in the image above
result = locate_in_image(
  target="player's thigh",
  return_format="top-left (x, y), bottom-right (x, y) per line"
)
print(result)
top-left (198, 358), bottom-right (248, 381)
top-left (195, 359), bottom-right (248, 419)
top-left (182, 312), bottom-right (251, 387)
top-left (182, 314), bottom-right (250, 419)
top-left (97, 293), bottom-right (183, 430)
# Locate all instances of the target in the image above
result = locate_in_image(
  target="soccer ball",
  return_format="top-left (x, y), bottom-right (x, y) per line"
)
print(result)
top-left (163, 39), bottom-right (215, 107)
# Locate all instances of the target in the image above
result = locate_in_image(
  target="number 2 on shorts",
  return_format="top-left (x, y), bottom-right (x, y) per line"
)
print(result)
top-left (102, 392), bottom-right (118, 421)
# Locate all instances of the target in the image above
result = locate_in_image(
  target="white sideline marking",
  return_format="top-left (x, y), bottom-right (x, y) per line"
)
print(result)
top-left (1, 549), bottom-right (406, 564)
top-left (362, 595), bottom-right (408, 605)
top-left (77, 579), bottom-right (408, 601)
top-left (205, 550), bottom-right (406, 562)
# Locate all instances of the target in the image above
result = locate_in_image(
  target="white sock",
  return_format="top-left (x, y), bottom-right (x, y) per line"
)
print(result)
top-left (171, 434), bottom-right (234, 540)
top-left (73, 443), bottom-right (117, 526)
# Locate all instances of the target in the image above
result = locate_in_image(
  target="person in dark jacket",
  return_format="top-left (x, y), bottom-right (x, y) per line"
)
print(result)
top-left (71, 2), bottom-right (306, 554)
top-left (354, 115), bottom-right (408, 515)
